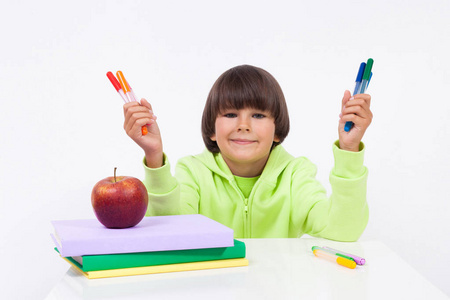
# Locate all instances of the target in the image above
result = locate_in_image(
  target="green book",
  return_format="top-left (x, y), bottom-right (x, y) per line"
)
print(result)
top-left (55, 239), bottom-right (245, 272)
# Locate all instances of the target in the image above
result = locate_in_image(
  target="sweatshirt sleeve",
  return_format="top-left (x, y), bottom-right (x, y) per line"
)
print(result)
top-left (174, 159), bottom-right (201, 215)
top-left (292, 141), bottom-right (369, 241)
top-left (143, 154), bottom-right (180, 216)
top-left (143, 154), bottom-right (200, 216)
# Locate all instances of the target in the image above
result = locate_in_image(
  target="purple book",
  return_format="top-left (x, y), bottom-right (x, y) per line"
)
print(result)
top-left (51, 214), bottom-right (234, 257)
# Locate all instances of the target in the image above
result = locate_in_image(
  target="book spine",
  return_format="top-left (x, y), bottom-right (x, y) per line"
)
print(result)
top-left (54, 231), bottom-right (234, 257)
top-left (81, 240), bottom-right (246, 271)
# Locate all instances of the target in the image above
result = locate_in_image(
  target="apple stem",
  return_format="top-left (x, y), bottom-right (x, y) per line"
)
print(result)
top-left (114, 167), bottom-right (117, 183)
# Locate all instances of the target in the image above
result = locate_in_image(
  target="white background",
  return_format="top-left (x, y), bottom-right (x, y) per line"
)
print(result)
top-left (1, 0), bottom-right (449, 299)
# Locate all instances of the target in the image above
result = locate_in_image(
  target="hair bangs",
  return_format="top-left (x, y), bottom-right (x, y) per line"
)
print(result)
top-left (215, 69), bottom-right (280, 117)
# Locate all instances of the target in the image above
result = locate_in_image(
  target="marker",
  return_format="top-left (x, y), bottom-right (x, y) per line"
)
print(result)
top-left (125, 80), bottom-right (139, 102)
top-left (344, 62), bottom-right (366, 132)
top-left (322, 246), bottom-right (366, 265)
top-left (106, 72), bottom-right (128, 103)
top-left (312, 246), bottom-right (356, 269)
top-left (106, 71), bottom-right (148, 135)
top-left (358, 58), bottom-right (374, 94)
top-left (312, 246), bottom-right (355, 261)
top-left (353, 62), bottom-right (366, 96)
top-left (344, 58), bottom-right (374, 132)
top-left (116, 71), bottom-right (133, 103)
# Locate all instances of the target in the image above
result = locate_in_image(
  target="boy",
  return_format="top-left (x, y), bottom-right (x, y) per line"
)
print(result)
top-left (123, 65), bottom-right (372, 241)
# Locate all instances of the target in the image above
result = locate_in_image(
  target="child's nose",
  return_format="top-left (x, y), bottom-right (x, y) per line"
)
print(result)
top-left (237, 121), bottom-right (251, 132)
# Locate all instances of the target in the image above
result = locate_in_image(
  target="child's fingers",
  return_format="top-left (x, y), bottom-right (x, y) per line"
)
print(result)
top-left (342, 99), bottom-right (370, 113)
top-left (124, 110), bottom-right (156, 126)
top-left (124, 111), bottom-right (156, 134)
top-left (340, 113), bottom-right (371, 129)
top-left (124, 99), bottom-right (157, 123)
top-left (123, 101), bottom-right (140, 113)
top-left (340, 94), bottom-right (371, 120)
top-left (123, 98), bottom-right (155, 114)
top-left (340, 101), bottom-right (372, 129)
top-left (125, 117), bottom-right (155, 136)
top-left (122, 98), bottom-right (159, 139)
top-left (341, 106), bottom-right (371, 123)
top-left (346, 94), bottom-right (371, 107)
top-left (124, 102), bottom-right (151, 115)
top-left (124, 104), bottom-right (155, 121)
top-left (129, 117), bottom-right (156, 135)
top-left (341, 90), bottom-right (352, 110)
top-left (341, 105), bottom-right (372, 124)
top-left (343, 95), bottom-right (372, 115)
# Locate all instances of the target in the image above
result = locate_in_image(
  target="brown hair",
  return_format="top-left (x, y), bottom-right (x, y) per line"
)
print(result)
top-left (201, 65), bottom-right (290, 153)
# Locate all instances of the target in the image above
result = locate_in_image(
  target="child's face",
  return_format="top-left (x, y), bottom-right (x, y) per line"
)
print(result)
top-left (211, 108), bottom-right (280, 171)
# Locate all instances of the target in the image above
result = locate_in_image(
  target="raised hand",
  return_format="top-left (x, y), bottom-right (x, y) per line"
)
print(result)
top-left (338, 90), bottom-right (372, 152)
top-left (123, 99), bottom-right (163, 168)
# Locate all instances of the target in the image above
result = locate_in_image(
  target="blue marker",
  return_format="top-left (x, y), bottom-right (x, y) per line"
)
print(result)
top-left (344, 62), bottom-right (365, 132)
top-left (353, 62), bottom-right (366, 95)
top-left (344, 58), bottom-right (374, 132)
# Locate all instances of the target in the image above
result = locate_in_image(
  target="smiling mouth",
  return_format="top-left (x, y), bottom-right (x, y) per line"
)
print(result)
top-left (231, 139), bottom-right (257, 145)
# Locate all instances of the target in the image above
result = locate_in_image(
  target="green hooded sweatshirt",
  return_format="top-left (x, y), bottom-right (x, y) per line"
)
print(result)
top-left (143, 142), bottom-right (368, 241)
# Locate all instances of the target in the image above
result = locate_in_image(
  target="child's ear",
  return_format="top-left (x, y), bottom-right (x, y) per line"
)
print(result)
top-left (210, 134), bottom-right (216, 142)
top-left (274, 135), bottom-right (280, 143)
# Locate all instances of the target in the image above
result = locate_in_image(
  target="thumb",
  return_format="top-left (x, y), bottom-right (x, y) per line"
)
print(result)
top-left (341, 90), bottom-right (352, 110)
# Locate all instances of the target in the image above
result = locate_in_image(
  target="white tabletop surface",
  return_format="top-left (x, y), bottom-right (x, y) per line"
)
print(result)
top-left (45, 238), bottom-right (449, 300)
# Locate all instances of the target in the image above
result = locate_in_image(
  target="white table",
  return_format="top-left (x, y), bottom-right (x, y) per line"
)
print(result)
top-left (45, 238), bottom-right (448, 299)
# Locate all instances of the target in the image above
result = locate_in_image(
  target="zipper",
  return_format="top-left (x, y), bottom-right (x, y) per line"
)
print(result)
top-left (244, 199), bottom-right (249, 216)
top-left (229, 178), bottom-right (261, 238)
top-left (246, 180), bottom-right (261, 238)
top-left (229, 179), bottom-right (250, 238)
top-left (243, 199), bottom-right (249, 237)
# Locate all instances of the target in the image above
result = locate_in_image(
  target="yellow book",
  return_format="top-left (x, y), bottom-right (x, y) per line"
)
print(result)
top-left (61, 256), bottom-right (249, 279)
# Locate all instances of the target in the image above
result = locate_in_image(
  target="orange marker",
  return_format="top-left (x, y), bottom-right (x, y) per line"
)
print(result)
top-left (107, 71), bottom-right (148, 135)
top-left (116, 71), bottom-right (132, 102)
top-left (125, 80), bottom-right (139, 102)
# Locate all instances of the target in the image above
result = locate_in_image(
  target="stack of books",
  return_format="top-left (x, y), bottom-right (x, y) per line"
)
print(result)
top-left (51, 214), bottom-right (248, 279)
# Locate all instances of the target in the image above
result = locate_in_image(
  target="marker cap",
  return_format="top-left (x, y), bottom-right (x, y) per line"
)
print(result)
top-left (362, 58), bottom-right (374, 80)
top-left (106, 72), bottom-right (122, 91)
top-left (336, 256), bottom-right (356, 269)
top-left (355, 62), bottom-right (366, 82)
top-left (116, 71), bottom-right (131, 93)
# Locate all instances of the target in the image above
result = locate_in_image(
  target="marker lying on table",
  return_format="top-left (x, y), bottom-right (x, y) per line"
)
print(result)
top-left (344, 58), bottom-right (374, 132)
top-left (322, 246), bottom-right (366, 265)
top-left (106, 71), bottom-right (148, 135)
top-left (311, 246), bottom-right (357, 269)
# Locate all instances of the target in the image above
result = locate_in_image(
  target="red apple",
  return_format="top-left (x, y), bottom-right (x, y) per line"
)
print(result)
top-left (91, 168), bottom-right (148, 228)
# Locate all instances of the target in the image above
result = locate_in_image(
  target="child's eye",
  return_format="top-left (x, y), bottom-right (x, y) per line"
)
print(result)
top-left (224, 113), bottom-right (237, 118)
top-left (252, 113), bottom-right (266, 119)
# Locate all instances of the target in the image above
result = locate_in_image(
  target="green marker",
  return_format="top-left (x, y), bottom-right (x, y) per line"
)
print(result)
top-left (358, 58), bottom-right (374, 94)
